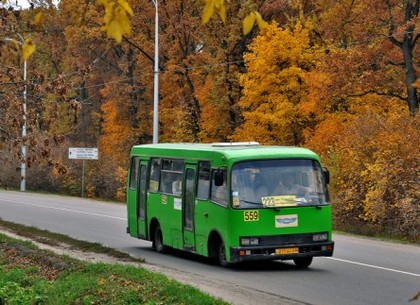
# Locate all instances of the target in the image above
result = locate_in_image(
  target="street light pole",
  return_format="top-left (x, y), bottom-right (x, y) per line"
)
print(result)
top-left (152, 0), bottom-right (159, 144)
top-left (4, 35), bottom-right (27, 191)
top-left (21, 54), bottom-right (27, 191)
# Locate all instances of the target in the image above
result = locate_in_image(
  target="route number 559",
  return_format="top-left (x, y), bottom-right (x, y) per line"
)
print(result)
top-left (244, 210), bottom-right (259, 222)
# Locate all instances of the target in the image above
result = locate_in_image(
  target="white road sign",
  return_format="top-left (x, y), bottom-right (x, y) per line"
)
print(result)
top-left (68, 147), bottom-right (99, 160)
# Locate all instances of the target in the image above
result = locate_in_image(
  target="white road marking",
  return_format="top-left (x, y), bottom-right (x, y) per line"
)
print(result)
top-left (0, 198), bottom-right (126, 221)
top-left (326, 257), bottom-right (420, 278)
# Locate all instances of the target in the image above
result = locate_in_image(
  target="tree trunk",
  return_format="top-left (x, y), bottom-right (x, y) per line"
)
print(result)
top-left (401, 28), bottom-right (419, 116)
top-left (387, 0), bottom-right (420, 116)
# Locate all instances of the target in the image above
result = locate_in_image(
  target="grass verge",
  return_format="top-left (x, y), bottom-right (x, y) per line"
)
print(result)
top-left (0, 218), bottom-right (139, 262)
top-left (0, 220), bottom-right (229, 305)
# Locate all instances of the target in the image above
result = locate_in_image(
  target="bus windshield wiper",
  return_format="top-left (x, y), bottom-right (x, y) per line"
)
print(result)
top-left (241, 199), bottom-right (262, 205)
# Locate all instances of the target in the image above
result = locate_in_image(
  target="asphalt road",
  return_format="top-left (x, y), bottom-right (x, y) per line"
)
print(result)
top-left (0, 190), bottom-right (419, 305)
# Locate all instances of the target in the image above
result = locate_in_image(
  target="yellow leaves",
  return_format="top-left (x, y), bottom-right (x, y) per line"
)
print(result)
top-left (117, 0), bottom-right (133, 16)
top-left (235, 21), bottom-right (317, 145)
top-left (34, 12), bottom-right (44, 28)
top-left (201, 1), bottom-right (268, 36)
top-left (22, 38), bottom-right (36, 61)
top-left (5, 10), bottom-right (45, 62)
top-left (242, 13), bottom-right (255, 36)
top-left (243, 11), bottom-right (268, 35)
top-left (21, 14), bottom-right (43, 61)
top-left (202, 0), bottom-right (226, 24)
top-left (97, 0), bottom-right (133, 43)
top-left (1, 36), bottom-right (37, 62)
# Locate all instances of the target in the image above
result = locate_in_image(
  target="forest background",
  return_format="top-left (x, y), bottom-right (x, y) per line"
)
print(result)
top-left (0, 0), bottom-right (419, 242)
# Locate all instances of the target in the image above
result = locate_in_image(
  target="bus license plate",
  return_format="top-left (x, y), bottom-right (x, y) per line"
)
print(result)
top-left (276, 247), bottom-right (299, 255)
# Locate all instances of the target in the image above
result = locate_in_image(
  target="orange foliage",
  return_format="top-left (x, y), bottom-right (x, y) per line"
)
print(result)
top-left (158, 72), bottom-right (199, 142)
top-left (195, 75), bottom-right (232, 142)
top-left (311, 106), bottom-right (420, 241)
top-left (99, 85), bottom-right (134, 165)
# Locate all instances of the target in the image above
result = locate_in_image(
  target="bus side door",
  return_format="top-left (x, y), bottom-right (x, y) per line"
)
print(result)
top-left (183, 165), bottom-right (196, 250)
top-left (137, 161), bottom-right (148, 239)
top-left (127, 156), bottom-right (140, 238)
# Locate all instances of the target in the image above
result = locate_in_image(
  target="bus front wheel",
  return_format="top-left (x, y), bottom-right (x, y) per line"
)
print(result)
top-left (153, 225), bottom-right (167, 254)
top-left (293, 257), bottom-right (313, 268)
top-left (218, 242), bottom-right (229, 267)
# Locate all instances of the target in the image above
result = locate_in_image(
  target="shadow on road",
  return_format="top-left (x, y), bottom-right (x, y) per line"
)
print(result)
top-left (127, 245), bottom-right (322, 272)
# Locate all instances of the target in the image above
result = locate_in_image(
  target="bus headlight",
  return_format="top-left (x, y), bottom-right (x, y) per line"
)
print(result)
top-left (313, 233), bottom-right (328, 242)
top-left (241, 237), bottom-right (259, 246)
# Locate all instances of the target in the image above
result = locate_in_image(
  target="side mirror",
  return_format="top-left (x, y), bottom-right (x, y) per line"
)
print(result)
top-left (214, 170), bottom-right (224, 186)
top-left (322, 167), bottom-right (330, 185)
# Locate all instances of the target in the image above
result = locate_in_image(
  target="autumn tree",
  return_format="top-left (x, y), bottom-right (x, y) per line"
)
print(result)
top-left (299, 0), bottom-right (420, 240)
top-left (195, 69), bottom-right (235, 142)
top-left (234, 21), bottom-right (319, 145)
top-left (0, 9), bottom-right (30, 188)
top-left (385, 0), bottom-right (420, 115)
top-left (315, 105), bottom-right (420, 242)
top-left (196, 0), bottom-right (269, 142)
top-left (312, 0), bottom-right (420, 116)
top-left (157, 0), bottom-right (263, 143)
top-left (0, 6), bottom-right (77, 189)
top-left (155, 0), bottom-right (202, 142)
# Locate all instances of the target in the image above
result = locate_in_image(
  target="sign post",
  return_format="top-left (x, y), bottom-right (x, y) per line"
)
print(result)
top-left (69, 148), bottom-right (98, 197)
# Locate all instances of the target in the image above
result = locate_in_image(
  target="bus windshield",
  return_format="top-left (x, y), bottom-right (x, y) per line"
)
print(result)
top-left (231, 159), bottom-right (329, 209)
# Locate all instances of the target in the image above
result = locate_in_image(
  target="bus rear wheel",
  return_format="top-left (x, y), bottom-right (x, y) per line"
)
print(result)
top-left (153, 225), bottom-right (167, 254)
top-left (293, 257), bottom-right (313, 268)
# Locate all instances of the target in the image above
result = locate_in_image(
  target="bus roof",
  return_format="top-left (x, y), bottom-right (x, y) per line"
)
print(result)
top-left (131, 143), bottom-right (320, 165)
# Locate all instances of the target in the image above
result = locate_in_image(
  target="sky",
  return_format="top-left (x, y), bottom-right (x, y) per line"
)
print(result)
top-left (1, 0), bottom-right (36, 10)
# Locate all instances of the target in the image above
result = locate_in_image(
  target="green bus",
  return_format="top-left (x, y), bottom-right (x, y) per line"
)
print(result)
top-left (126, 142), bottom-right (334, 267)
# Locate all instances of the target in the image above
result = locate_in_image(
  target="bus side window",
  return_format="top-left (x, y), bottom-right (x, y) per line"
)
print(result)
top-left (161, 171), bottom-right (174, 194)
top-left (197, 161), bottom-right (211, 199)
top-left (211, 168), bottom-right (227, 206)
top-left (129, 156), bottom-right (139, 189)
top-left (160, 159), bottom-right (184, 195)
top-left (149, 158), bottom-right (161, 192)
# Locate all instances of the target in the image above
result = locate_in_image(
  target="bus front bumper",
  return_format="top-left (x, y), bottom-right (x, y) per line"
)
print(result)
top-left (230, 241), bottom-right (334, 263)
